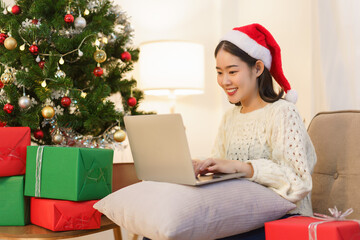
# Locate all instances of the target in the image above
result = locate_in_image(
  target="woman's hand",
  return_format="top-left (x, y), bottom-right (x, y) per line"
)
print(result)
top-left (192, 158), bottom-right (254, 178)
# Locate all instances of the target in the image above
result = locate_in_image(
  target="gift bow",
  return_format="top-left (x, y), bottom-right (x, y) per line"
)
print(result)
top-left (309, 206), bottom-right (358, 240)
top-left (313, 206), bottom-right (354, 220)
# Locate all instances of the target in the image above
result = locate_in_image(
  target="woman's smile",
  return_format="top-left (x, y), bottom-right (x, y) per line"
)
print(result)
top-left (226, 87), bottom-right (238, 96)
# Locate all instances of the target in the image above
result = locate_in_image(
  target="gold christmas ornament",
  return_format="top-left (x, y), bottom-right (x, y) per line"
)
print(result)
top-left (1, 72), bottom-right (13, 84)
top-left (114, 129), bottom-right (126, 142)
top-left (52, 133), bottom-right (63, 144)
top-left (41, 106), bottom-right (55, 119)
top-left (0, 67), bottom-right (16, 84)
top-left (93, 49), bottom-right (107, 63)
top-left (4, 36), bottom-right (17, 50)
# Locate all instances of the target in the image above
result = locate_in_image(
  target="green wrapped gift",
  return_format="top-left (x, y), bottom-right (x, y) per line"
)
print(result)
top-left (24, 146), bottom-right (113, 201)
top-left (0, 175), bottom-right (30, 226)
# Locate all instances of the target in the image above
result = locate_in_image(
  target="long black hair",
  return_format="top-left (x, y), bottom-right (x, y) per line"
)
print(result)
top-left (215, 40), bottom-right (284, 106)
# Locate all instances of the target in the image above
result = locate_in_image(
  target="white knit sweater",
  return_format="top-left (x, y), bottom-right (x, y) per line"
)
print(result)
top-left (211, 99), bottom-right (317, 216)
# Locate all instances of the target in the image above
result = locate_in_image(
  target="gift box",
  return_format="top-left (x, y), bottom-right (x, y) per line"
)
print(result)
top-left (30, 197), bottom-right (101, 231)
top-left (265, 216), bottom-right (360, 240)
top-left (0, 127), bottom-right (31, 177)
top-left (25, 146), bottom-right (113, 201)
top-left (0, 175), bottom-right (30, 226)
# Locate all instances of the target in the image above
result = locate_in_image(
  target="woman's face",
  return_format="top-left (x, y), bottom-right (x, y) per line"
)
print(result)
top-left (216, 49), bottom-right (259, 104)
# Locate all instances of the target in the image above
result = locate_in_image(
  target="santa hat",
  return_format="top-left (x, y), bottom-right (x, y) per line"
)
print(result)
top-left (220, 23), bottom-right (298, 104)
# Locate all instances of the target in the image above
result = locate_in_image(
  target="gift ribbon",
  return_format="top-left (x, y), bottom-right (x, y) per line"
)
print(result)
top-left (308, 206), bottom-right (360, 240)
top-left (35, 146), bottom-right (45, 197)
top-left (64, 216), bottom-right (91, 230)
top-left (0, 147), bottom-right (22, 161)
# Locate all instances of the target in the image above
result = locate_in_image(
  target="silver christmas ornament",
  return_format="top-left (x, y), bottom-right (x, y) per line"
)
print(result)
top-left (52, 133), bottom-right (63, 144)
top-left (55, 69), bottom-right (66, 78)
top-left (36, 56), bottom-right (41, 62)
top-left (74, 16), bottom-right (86, 29)
top-left (18, 95), bottom-right (31, 109)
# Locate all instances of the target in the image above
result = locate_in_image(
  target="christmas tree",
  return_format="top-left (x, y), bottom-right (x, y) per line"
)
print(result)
top-left (0, 0), bottom-right (152, 147)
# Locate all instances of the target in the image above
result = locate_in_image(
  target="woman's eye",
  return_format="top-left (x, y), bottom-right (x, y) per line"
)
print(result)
top-left (229, 71), bottom-right (237, 74)
top-left (217, 72), bottom-right (222, 75)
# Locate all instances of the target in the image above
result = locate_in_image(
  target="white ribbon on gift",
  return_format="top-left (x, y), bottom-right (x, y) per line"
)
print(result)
top-left (309, 206), bottom-right (359, 240)
top-left (35, 146), bottom-right (45, 197)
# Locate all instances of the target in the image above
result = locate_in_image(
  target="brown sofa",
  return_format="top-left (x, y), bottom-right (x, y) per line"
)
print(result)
top-left (308, 110), bottom-right (360, 219)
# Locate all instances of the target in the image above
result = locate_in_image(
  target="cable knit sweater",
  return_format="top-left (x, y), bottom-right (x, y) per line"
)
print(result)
top-left (211, 99), bottom-right (317, 216)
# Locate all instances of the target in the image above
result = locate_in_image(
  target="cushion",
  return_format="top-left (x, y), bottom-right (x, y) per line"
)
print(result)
top-left (94, 179), bottom-right (296, 240)
top-left (308, 110), bottom-right (360, 219)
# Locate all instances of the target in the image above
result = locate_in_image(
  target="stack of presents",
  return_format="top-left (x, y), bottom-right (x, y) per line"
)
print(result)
top-left (0, 127), bottom-right (113, 231)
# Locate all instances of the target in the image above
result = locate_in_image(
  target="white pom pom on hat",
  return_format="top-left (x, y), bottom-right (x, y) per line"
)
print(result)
top-left (284, 89), bottom-right (298, 104)
top-left (220, 23), bottom-right (297, 104)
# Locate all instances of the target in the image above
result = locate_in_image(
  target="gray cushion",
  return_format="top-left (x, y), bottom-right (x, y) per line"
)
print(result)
top-left (94, 179), bottom-right (295, 240)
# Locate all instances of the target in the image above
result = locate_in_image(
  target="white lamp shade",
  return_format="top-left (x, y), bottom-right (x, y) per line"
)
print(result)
top-left (139, 41), bottom-right (205, 96)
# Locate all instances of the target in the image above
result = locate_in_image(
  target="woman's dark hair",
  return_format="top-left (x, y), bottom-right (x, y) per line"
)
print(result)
top-left (214, 40), bottom-right (284, 106)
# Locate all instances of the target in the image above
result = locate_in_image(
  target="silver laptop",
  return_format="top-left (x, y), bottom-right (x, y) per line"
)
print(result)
top-left (124, 114), bottom-right (245, 186)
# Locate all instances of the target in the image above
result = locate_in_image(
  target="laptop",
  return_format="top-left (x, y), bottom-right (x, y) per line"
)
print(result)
top-left (124, 114), bottom-right (245, 186)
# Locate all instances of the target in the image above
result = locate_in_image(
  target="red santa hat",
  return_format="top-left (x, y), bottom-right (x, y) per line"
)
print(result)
top-left (220, 23), bottom-right (298, 104)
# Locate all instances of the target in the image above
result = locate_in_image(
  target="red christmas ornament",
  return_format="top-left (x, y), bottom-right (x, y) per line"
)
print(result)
top-left (32, 18), bottom-right (38, 25)
top-left (11, 5), bottom-right (21, 15)
top-left (0, 33), bottom-right (8, 44)
top-left (33, 129), bottom-right (44, 139)
top-left (64, 14), bottom-right (74, 23)
top-left (67, 139), bottom-right (76, 146)
top-left (0, 81), bottom-right (4, 89)
top-left (61, 96), bottom-right (71, 107)
top-left (93, 67), bottom-right (103, 77)
top-left (121, 51), bottom-right (131, 62)
top-left (0, 121), bottom-right (6, 127)
top-left (38, 61), bottom-right (45, 69)
top-left (29, 44), bottom-right (39, 55)
top-left (127, 97), bottom-right (137, 107)
top-left (3, 103), bottom-right (14, 114)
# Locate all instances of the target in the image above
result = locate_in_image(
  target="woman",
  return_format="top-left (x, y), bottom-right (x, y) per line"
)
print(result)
top-left (192, 23), bottom-right (317, 239)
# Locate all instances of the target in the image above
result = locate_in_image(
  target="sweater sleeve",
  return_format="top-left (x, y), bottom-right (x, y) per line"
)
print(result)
top-left (210, 110), bottom-right (231, 159)
top-left (245, 102), bottom-right (316, 203)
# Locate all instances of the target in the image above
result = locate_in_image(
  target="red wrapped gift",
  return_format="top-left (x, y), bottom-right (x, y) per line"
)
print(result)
top-left (265, 216), bottom-right (360, 240)
top-left (30, 197), bottom-right (102, 231)
top-left (0, 127), bottom-right (31, 177)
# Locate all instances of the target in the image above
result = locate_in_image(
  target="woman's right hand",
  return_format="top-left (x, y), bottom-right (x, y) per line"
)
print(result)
top-left (192, 158), bottom-right (254, 178)
top-left (192, 159), bottom-right (209, 176)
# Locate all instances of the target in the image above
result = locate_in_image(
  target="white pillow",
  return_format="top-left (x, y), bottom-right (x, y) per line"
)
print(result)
top-left (94, 179), bottom-right (295, 240)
